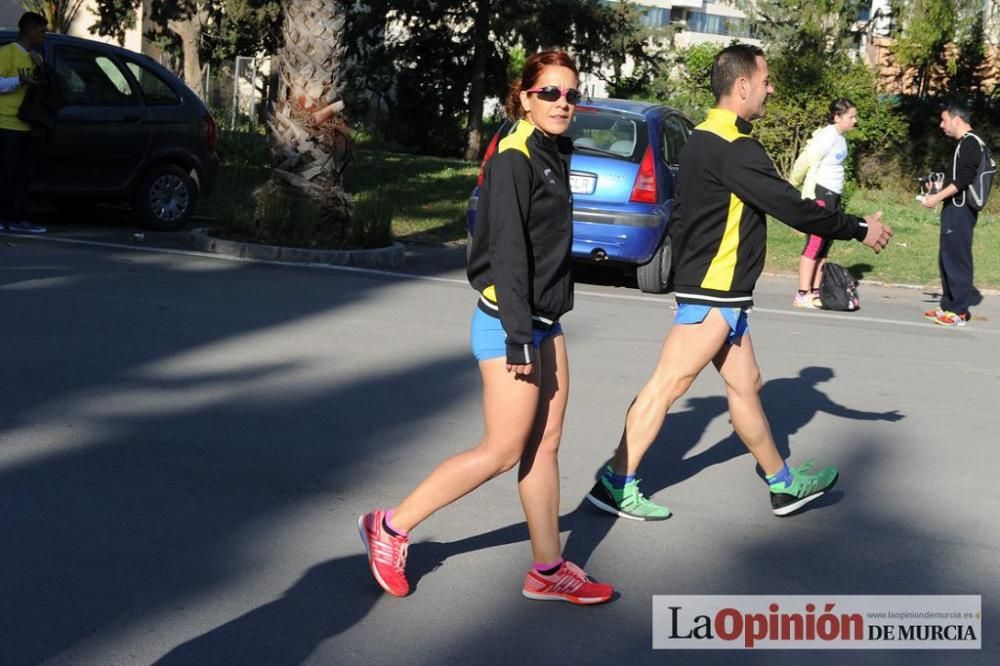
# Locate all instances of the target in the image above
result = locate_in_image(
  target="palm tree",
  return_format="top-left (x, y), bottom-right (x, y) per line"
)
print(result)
top-left (261, 0), bottom-right (352, 243)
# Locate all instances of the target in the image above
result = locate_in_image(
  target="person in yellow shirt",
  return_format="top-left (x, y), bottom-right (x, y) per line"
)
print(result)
top-left (0, 12), bottom-right (48, 234)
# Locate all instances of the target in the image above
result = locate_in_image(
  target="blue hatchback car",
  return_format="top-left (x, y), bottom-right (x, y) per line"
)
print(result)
top-left (467, 99), bottom-right (693, 293)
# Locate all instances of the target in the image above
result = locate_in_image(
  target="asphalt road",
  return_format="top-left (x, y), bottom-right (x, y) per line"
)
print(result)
top-left (1, 230), bottom-right (997, 665)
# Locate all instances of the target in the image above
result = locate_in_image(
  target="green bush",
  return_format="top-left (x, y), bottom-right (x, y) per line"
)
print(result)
top-left (755, 54), bottom-right (908, 184)
top-left (217, 130), bottom-right (271, 167)
top-left (888, 95), bottom-right (1000, 185)
top-left (647, 43), bottom-right (717, 122)
top-left (348, 186), bottom-right (395, 249)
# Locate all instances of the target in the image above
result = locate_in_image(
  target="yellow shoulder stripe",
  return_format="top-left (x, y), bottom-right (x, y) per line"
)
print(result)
top-left (695, 108), bottom-right (750, 143)
top-left (498, 119), bottom-right (534, 158)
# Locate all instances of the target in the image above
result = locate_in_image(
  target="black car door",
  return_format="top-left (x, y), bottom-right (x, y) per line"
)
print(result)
top-left (34, 44), bottom-right (152, 193)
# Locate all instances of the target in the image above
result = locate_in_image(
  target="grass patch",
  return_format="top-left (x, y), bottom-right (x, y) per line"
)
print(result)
top-left (202, 144), bottom-right (1000, 288)
top-left (343, 150), bottom-right (477, 243)
top-left (766, 189), bottom-right (1000, 288)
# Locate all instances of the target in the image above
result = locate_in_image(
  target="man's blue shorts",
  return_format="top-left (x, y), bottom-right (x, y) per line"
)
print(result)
top-left (470, 307), bottom-right (563, 361)
top-left (674, 303), bottom-right (750, 345)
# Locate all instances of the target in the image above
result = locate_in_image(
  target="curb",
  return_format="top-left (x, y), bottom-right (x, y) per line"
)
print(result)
top-left (189, 228), bottom-right (405, 268)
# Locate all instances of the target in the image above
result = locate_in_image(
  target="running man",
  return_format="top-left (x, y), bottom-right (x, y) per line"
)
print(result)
top-left (586, 44), bottom-right (893, 520)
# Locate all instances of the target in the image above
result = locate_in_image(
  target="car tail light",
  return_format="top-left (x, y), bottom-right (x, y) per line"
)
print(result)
top-left (630, 145), bottom-right (657, 204)
top-left (204, 112), bottom-right (218, 152)
top-left (477, 132), bottom-right (501, 187)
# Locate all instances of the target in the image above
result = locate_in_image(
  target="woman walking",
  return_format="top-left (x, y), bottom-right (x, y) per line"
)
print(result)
top-left (358, 49), bottom-right (614, 605)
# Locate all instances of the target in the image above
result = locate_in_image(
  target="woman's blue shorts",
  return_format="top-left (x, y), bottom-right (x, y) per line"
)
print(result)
top-left (470, 307), bottom-right (563, 361)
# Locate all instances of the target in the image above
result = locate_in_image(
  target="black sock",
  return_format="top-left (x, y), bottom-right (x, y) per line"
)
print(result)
top-left (539, 563), bottom-right (562, 576)
top-left (383, 516), bottom-right (403, 538)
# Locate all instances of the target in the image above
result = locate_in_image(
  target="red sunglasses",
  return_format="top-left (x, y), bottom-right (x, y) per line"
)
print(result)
top-left (524, 86), bottom-right (582, 105)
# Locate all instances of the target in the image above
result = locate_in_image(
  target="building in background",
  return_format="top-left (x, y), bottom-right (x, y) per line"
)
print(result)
top-left (632, 0), bottom-right (759, 48)
top-left (580, 0), bottom-right (759, 97)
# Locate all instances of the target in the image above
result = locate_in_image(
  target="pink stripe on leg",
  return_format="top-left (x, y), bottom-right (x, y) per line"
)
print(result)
top-left (803, 235), bottom-right (824, 260)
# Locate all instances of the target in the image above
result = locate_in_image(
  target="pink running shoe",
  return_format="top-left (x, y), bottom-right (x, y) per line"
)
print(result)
top-left (521, 560), bottom-right (614, 605)
top-left (358, 509), bottom-right (409, 597)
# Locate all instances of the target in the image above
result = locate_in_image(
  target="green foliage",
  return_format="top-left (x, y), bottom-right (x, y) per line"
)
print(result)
top-left (743, 0), bottom-right (866, 56)
top-left (506, 44), bottom-right (526, 90)
top-left (345, 0), bottom-right (658, 156)
top-left (216, 129), bottom-right (270, 167)
top-left (887, 0), bottom-right (985, 97)
top-left (718, 0), bottom-right (908, 183)
top-left (349, 186), bottom-right (395, 249)
top-left (584, 1), bottom-right (673, 99)
top-left (886, 94), bottom-right (1000, 188)
top-left (648, 43), bottom-right (718, 122)
top-left (890, 0), bottom-right (956, 74)
top-left (90, 0), bottom-right (281, 66)
top-left (757, 53), bottom-right (907, 180)
top-left (206, 0), bottom-right (282, 62)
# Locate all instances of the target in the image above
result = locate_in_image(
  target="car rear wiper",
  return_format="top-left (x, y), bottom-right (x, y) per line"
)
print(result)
top-left (573, 144), bottom-right (629, 158)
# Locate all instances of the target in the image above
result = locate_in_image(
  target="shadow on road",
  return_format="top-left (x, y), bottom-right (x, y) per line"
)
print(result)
top-left (0, 238), bottom-right (475, 664)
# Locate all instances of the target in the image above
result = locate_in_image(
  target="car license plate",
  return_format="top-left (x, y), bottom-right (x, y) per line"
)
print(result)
top-left (569, 173), bottom-right (596, 195)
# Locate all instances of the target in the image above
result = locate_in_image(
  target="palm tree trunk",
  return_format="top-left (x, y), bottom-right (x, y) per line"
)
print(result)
top-left (464, 0), bottom-right (491, 161)
top-left (263, 0), bottom-right (352, 243)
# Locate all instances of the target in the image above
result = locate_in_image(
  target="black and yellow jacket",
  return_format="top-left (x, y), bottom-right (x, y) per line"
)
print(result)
top-left (669, 108), bottom-right (869, 307)
top-left (467, 119), bottom-right (574, 364)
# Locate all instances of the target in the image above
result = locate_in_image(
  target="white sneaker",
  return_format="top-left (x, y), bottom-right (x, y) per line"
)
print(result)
top-left (793, 292), bottom-right (820, 309)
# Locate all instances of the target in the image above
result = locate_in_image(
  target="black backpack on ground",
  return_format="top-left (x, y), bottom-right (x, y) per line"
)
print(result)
top-left (819, 262), bottom-right (859, 311)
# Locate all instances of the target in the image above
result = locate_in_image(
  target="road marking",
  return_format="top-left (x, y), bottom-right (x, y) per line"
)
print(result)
top-left (8, 233), bottom-right (995, 335)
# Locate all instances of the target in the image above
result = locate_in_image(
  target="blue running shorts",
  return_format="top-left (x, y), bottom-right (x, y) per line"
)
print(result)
top-left (470, 307), bottom-right (563, 361)
top-left (674, 303), bottom-right (749, 345)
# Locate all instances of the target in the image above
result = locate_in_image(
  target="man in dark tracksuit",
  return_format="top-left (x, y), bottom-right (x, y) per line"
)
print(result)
top-left (919, 103), bottom-right (985, 327)
top-left (586, 44), bottom-right (893, 521)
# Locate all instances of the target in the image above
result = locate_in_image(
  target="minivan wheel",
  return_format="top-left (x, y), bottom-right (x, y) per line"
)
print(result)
top-left (636, 235), bottom-right (672, 294)
top-left (135, 164), bottom-right (197, 231)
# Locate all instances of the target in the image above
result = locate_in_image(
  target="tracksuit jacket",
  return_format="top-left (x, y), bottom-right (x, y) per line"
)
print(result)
top-left (467, 119), bottom-right (574, 365)
top-left (670, 108), bottom-right (870, 308)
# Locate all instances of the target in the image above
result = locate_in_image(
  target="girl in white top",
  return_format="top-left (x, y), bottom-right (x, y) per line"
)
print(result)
top-left (789, 98), bottom-right (858, 308)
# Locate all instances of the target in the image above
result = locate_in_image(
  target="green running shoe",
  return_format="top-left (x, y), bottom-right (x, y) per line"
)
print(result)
top-left (586, 467), bottom-right (671, 521)
top-left (769, 460), bottom-right (839, 516)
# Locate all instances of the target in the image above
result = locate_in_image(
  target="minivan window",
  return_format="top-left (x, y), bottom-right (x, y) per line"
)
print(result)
top-left (126, 61), bottom-right (181, 106)
top-left (55, 46), bottom-right (138, 106)
top-left (567, 108), bottom-right (649, 162)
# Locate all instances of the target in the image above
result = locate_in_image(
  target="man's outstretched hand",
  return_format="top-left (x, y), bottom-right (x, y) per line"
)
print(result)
top-left (862, 211), bottom-right (893, 254)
